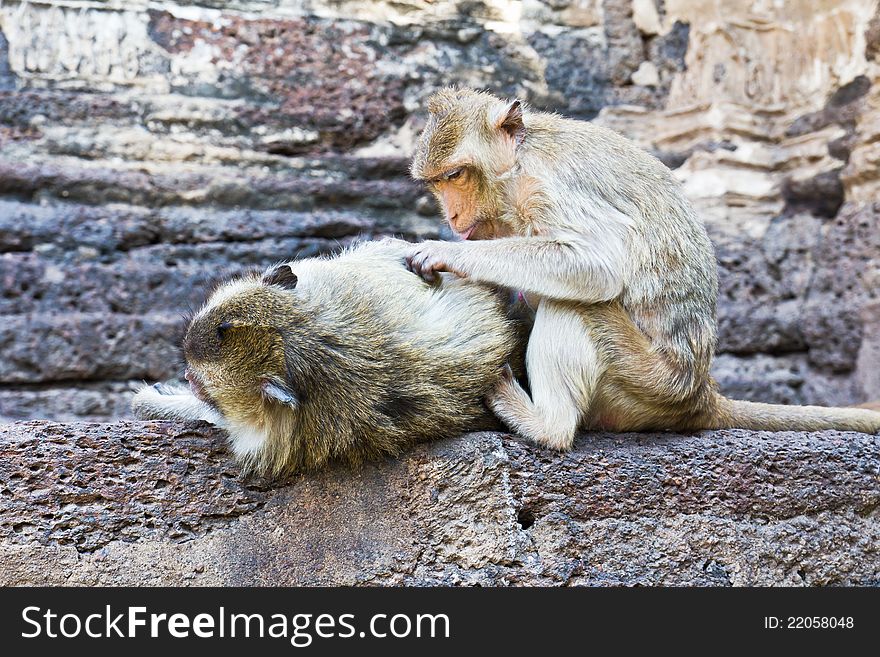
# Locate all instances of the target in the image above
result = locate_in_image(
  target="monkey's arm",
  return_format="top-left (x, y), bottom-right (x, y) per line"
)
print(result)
top-left (406, 233), bottom-right (627, 303)
top-left (131, 383), bottom-right (227, 426)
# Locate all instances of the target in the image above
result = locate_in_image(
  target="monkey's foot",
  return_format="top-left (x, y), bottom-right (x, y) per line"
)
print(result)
top-left (486, 368), bottom-right (576, 452)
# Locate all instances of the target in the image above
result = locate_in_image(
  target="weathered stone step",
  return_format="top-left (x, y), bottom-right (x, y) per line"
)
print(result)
top-left (0, 422), bottom-right (876, 585)
top-left (0, 382), bottom-right (136, 422)
top-left (0, 156), bottom-right (423, 211)
top-left (0, 198), bottom-right (433, 254)
top-left (0, 312), bottom-right (183, 383)
top-left (0, 237), bottom-right (356, 314)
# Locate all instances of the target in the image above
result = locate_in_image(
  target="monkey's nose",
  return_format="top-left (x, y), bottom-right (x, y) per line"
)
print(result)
top-left (448, 213), bottom-right (459, 225)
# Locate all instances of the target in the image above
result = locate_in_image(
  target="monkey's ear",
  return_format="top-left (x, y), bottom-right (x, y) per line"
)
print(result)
top-left (494, 99), bottom-right (526, 147)
top-left (263, 264), bottom-right (298, 289)
top-left (261, 379), bottom-right (299, 408)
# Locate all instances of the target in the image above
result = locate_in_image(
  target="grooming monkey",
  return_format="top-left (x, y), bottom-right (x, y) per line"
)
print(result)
top-left (406, 87), bottom-right (880, 448)
top-left (132, 239), bottom-right (523, 475)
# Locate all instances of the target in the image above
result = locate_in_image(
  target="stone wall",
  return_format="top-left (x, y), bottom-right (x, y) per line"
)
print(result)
top-left (1, 421), bottom-right (877, 586)
top-left (1, 0), bottom-right (879, 420)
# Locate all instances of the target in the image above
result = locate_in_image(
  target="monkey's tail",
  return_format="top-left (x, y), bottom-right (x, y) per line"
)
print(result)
top-left (708, 394), bottom-right (880, 434)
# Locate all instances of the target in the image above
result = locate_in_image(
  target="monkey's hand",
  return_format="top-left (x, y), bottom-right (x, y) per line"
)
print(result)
top-left (405, 241), bottom-right (467, 284)
top-left (131, 382), bottom-right (226, 427)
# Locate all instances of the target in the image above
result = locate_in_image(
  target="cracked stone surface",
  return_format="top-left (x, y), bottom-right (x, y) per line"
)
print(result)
top-left (1, 421), bottom-right (877, 586)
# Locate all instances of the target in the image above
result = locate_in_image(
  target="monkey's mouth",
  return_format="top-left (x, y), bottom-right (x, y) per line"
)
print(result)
top-left (455, 221), bottom-right (479, 240)
top-left (185, 368), bottom-right (217, 408)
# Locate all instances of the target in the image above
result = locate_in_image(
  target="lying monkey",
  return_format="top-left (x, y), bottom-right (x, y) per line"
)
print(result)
top-left (132, 239), bottom-right (523, 475)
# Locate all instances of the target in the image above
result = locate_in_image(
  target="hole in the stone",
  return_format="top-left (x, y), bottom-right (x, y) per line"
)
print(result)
top-left (517, 507), bottom-right (535, 530)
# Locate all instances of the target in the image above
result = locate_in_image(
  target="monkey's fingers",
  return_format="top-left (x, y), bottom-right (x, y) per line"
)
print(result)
top-left (419, 267), bottom-right (439, 284)
top-left (406, 253), bottom-right (441, 284)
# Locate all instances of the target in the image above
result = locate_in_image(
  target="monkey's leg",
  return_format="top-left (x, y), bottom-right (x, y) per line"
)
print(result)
top-left (488, 300), bottom-right (601, 450)
top-left (131, 383), bottom-right (226, 426)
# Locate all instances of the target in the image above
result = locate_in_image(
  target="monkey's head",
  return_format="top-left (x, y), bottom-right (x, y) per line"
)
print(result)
top-left (410, 87), bottom-right (527, 240)
top-left (182, 264), bottom-right (304, 426)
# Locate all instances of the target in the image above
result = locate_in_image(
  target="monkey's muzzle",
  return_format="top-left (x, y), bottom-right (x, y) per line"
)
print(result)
top-left (185, 368), bottom-right (217, 408)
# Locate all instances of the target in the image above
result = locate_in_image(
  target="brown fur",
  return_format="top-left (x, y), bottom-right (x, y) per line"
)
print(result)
top-left (133, 239), bottom-right (527, 475)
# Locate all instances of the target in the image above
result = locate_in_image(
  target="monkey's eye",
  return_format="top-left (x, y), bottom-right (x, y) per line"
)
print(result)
top-left (217, 321), bottom-right (232, 340)
top-left (444, 167), bottom-right (464, 181)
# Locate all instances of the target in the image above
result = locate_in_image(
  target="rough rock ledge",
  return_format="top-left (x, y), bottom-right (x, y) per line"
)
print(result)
top-left (0, 421), bottom-right (877, 586)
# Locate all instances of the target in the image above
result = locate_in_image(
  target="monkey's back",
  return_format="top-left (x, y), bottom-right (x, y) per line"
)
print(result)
top-left (526, 113), bottom-right (720, 379)
top-left (285, 240), bottom-right (519, 466)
